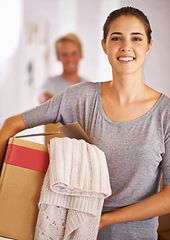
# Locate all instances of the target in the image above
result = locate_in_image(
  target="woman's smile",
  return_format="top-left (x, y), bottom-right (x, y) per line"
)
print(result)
top-left (117, 56), bottom-right (135, 63)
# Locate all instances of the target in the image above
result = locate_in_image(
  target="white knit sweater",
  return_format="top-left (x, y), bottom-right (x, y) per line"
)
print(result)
top-left (34, 137), bottom-right (111, 240)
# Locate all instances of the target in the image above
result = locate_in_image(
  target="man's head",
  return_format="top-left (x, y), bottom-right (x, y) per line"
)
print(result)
top-left (55, 33), bottom-right (83, 74)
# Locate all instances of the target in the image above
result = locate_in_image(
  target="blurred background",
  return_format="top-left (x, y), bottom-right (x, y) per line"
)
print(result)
top-left (0, 0), bottom-right (170, 140)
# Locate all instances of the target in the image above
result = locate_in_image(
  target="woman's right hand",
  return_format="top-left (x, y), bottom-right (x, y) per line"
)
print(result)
top-left (0, 114), bottom-right (26, 170)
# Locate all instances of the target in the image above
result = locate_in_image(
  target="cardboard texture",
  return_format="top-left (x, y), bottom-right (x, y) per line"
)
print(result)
top-left (158, 230), bottom-right (170, 240)
top-left (44, 122), bottom-right (93, 144)
top-left (158, 177), bottom-right (170, 233)
top-left (0, 137), bottom-right (49, 240)
top-left (44, 122), bottom-right (64, 144)
top-left (0, 122), bottom-right (92, 240)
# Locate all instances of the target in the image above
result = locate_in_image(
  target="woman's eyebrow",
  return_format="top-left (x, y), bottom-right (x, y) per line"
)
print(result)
top-left (131, 32), bottom-right (144, 36)
top-left (110, 32), bottom-right (144, 36)
top-left (110, 32), bottom-right (122, 36)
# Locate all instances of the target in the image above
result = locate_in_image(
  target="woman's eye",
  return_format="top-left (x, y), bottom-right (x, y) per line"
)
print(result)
top-left (133, 37), bottom-right (142, 42)
top-left (111, 37), bottom-right (121, 41)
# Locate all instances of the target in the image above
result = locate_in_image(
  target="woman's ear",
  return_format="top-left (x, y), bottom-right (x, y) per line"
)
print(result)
top-left (79, 51), bottom-right (83, 59)
top-left (146, 39), bottom-right (153, 56)
top-left (101, 39), bottom-right (107, 55)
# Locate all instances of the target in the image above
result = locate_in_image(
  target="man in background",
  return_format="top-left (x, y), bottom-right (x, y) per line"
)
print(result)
top-left (39, 33), bottom-right (87, 143)
top-left (39, 33), bottom-right (87, 104)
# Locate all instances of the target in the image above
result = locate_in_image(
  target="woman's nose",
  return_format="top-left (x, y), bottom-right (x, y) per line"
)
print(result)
top-left (120, 41), bottom-right (132, 52)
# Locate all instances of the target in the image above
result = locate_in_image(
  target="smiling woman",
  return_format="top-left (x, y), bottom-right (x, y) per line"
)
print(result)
top-left (0, 5), bottom-right (170, 240)
top-left (0, 0), bottom-right (21, 88)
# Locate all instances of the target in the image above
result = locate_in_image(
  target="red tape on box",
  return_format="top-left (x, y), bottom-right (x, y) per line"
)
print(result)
top-left (4, 144), bottom-right (49, 172)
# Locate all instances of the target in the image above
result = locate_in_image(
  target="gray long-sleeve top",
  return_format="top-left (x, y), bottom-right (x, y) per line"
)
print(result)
top-left (22, 81), bottom-right (170, 236)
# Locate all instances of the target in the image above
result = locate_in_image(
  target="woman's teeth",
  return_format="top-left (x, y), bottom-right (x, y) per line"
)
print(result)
top-left (118, 57), bottom-right (134, 61)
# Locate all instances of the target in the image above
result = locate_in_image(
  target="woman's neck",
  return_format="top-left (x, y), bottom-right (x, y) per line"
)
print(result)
top-left (106, 72), bottom-right (147, 105)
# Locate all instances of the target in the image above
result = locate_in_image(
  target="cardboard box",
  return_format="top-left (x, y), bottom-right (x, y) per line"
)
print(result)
top-left (44, 122), bottom-right (93, 144)
top-left (0, 137), bottom-right (49, 240)
top-left (158, 213), bottom-right (170, 232)
top-left (0, 122), bottom-right (92, 240)
top-left (44, 122), bottom-right (64, 144)
top-left (158, 177), bottom-right (170, 234)
top-left (158, 230), bottom-right (170, 240)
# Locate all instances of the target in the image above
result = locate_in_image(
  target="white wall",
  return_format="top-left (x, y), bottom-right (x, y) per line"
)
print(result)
top-left (0, 0), bottom-right (170, 142)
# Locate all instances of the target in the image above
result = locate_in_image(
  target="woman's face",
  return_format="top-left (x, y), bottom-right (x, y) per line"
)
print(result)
top-left (102, 15), bottom-right (152, 76)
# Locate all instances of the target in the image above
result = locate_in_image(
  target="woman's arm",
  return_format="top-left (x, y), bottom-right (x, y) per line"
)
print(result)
top-left (0, 114), bottom-right (26, 170)
top-left (99, 185), bottom-right (170, 230)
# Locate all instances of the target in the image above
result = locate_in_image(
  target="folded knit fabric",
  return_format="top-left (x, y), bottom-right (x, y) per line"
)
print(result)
top-left (34, 137), bottom-right (111, 240)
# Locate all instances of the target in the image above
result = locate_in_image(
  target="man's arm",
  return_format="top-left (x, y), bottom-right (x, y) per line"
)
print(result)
top-left (39, 92), bottom-right (53, 104)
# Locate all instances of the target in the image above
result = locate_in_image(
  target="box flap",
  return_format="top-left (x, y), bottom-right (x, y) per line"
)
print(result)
top-left (58, 122), bottom-right (93, 144)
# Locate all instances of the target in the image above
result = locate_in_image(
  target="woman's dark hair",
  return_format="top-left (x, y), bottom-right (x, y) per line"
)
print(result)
top-left (103, 6), bottom-right (152, 43)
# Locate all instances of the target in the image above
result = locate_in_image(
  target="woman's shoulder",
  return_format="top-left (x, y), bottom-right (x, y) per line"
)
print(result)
top-left (146, 87), bottom-right (170, 112)
top-left (154, 93), bottom-right (170, 122)
top-left (65, 81), bottom-right (101, 95)
top-left (160, 93), bottom-right (170, 107)
top-left (76, 81), bottom-right (101, 88)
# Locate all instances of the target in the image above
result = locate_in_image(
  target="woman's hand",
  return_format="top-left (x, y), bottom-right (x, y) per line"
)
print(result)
top-left (98, 214), bottom-right (108, 231)
top-left (0, 114), bottom-right (26, 170)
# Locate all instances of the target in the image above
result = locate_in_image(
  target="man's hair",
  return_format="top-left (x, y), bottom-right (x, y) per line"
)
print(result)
top-left (55, 33), bottom-right (82, 55)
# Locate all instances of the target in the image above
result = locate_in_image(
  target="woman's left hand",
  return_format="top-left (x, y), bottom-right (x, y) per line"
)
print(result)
top-left (98, 214), bottom-right (107, 231)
